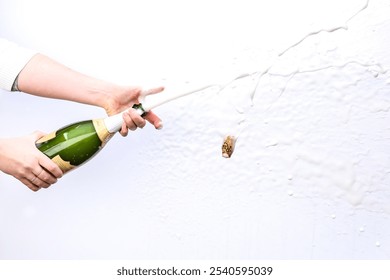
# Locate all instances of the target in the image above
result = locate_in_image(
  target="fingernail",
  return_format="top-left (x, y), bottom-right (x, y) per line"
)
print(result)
top-left (156, 121), bottom-right (163, 130)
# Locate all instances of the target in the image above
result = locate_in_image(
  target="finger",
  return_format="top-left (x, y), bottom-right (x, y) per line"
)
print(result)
top-left (122, 111), bottom-right (137, 131)
top-left (144, 110), bottom-right (163, 130)
top-left (31, 175), bottom-right (50, 189)
top-left (32, 130), bottom-right (62, 177)
top-left (35, 167), bottom-right (58, 185)
top-left (31, 130), bottom-right (47, 140)
top-left (120, 122), bottom-right (129, 137)
top-left (38, 154), bottom-right (63, 179)
top-left (128, 109), bottom-right (146, 128)
top-left (139, 86), bottom-right (165, 102)
top-left (20, 178), bottom-right (41, 192)
top-left (123, 109), bottom-right (146, 130)
top-left (141, 86), bottom-right (165, 97)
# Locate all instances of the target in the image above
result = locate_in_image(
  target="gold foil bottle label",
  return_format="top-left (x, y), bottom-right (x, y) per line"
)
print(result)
top-left (51, 155), bottom-right (75, 173)
top-left (92, 118), bottom-right (114, 146)
top-left (36, 131), bottom-right (56, 144)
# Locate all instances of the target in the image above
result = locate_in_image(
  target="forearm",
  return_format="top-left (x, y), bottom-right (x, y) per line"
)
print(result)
top-left (17, 54), bottom-right (119, 109)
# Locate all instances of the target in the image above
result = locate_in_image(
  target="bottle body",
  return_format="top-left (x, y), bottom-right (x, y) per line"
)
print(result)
top-left (36, 118), bottom-right (114, 173)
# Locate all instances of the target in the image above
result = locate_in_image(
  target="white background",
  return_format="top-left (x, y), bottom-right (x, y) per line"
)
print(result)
top-left (0, 0), bottom-right (389, 259)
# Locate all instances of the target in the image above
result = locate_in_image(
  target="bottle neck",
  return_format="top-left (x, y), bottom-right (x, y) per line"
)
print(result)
top-left (103, 103), bottom-right (146, 133)
top-left (104, 113), bottom-right (123, 133)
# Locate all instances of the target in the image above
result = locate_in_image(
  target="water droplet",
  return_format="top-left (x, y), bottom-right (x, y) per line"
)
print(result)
top-left (359, 226), bottom-right (365, 233)
top-left (331, 214), bottom-right (336, 219)
top-left (375, 241), bottom-right (381, 247)
top-left (288, 190), bottom-right (294, 196)
top-left (175, 232), bottom-right (182, 240)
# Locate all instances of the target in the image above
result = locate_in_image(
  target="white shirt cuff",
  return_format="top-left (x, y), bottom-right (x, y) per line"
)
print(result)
top-left (0, 38), bottom-right (37, 91)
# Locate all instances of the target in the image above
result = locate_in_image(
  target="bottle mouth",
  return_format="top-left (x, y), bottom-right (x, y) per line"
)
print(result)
top-left (132, 103), bottom-right (147, 117)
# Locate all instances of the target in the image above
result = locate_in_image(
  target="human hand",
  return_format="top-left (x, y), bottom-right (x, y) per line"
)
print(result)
top-left (0, 132), bottom-right (63, 191)
top-left (103, 86), bottom-right (164, 136)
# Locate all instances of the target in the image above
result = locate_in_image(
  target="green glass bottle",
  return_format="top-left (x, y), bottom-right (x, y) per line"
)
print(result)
top-left (36, 104), bottom-right (146, 173)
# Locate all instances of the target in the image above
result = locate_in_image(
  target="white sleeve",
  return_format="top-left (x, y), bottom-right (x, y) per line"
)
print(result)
top-left (0, 38), bottom-right (37, 91)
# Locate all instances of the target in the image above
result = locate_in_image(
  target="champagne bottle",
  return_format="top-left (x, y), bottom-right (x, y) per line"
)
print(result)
top-left (35, 104), bottom-right (146, 174)
top-left (35, 85), bottom-right (213, 174)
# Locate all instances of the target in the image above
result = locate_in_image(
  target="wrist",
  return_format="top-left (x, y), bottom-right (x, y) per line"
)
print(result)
top-left (86, 80), bottom-right (123, 113)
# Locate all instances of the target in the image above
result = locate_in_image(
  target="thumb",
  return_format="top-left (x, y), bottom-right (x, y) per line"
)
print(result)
top-left (139, 86), bottom-right (165, 102)
top-left (30, 130), bottom-right (52, 143)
